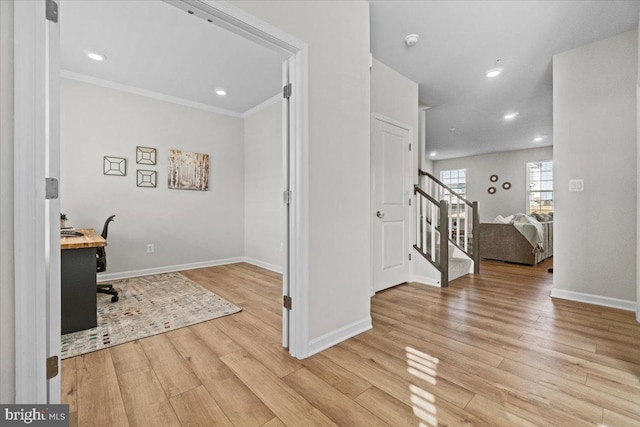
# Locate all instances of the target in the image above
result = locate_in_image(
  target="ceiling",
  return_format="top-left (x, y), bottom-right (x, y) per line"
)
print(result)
top-left (370, 0), bottom-right (640, 159)
top-left (60, 0), bottom-right (287, 115)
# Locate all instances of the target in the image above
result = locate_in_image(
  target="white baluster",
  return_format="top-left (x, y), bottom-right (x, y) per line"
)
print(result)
top-left (464, 203), bottom-right (469, 252)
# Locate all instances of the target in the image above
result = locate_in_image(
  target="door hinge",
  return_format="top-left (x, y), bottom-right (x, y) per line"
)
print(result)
top-left (45, 177), bottom-right (59, 199)
top-left (283, 190), bottom-right (292, 205)
top-left (409, 198), bottom-right (412, 206)
top-left (46, 356), bottom-right (59, 380)
top-left (283, 295), bottom-right (292, 310)
top-left (409, 144), bottom-right (412, 151)
top-left (46, 0), bottom-right (58, 23)
top-left (409, 253), bottom-right (412, 261)
top-left (283, 83), bottom-right (292, 99)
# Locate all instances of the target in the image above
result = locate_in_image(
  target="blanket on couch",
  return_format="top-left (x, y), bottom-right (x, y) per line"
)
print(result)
top-left (511, 214), bottom-right (544, 251)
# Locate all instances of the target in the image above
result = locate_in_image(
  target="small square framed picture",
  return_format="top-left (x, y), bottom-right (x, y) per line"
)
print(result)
top-left (136, 146), bottom-right (157, 165)
top-left (137, 170), bottom-right (157, 188)
top-left (103, 156), bottom-right (126, 176)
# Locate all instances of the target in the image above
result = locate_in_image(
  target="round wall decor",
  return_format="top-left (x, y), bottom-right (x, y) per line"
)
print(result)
top-left (502, 182), bottom-right (512, 190)
top-left (488, 186), bottom-right (496, 194)
top-left (490, 175), bottom-right (498, 182)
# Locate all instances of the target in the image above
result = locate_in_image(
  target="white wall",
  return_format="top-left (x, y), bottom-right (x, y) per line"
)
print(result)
top-left (244, 99), bottom-right (283, 271)
top-left (61, 79), bottom-right (245, 276)
top-left (371, 58), bottom-right (419, 138)
top-left (637, 22), bottom-right (640, 320)
top-left (553, 30), bottom-right (637, 305)
top-left (432, 146), bottom-right (554, 222)
top-left (0, 0), bottom-right (15, 404)
top-left (233, 0), bottom-right (372, 352)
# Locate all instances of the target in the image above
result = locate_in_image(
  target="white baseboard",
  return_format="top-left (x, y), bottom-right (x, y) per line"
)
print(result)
top-left (243, 257), bottom-right (283, 274)
top-left (550, 288), bottom-right (636, 312)
top-left (411, 275), bottom-right (441, 287)
top-left (97, 257), bottom-right (244, 282)
top-left (637, 309), bottom-right (640, 323)
top-left (306, 317), bottom-right (372, 357)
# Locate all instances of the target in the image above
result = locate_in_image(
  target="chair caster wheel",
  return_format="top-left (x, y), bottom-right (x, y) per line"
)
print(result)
top-left (111, 296), bottom-right (119, 303)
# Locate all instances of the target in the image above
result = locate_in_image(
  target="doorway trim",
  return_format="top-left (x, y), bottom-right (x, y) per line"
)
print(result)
top-left (14, 0), bottom-right (310, 402)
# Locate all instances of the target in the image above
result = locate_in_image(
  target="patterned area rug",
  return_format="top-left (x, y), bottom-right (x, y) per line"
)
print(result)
top-left (61, 272), bottom-right (241, 359)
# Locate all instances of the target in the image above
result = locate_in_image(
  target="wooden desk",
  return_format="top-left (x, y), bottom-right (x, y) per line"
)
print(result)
top-left (61, 229), bottom-right (106, 334)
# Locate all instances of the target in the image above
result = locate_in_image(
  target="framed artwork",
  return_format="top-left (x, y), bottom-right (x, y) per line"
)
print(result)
top-left (104, 156), bottom-right (126, 176)
top-left (137, 170), bottom-right (157, 188)
top-left (168, 149), bottom-right (209, 191)
top-left (136, 146), bottom-right (157, 165)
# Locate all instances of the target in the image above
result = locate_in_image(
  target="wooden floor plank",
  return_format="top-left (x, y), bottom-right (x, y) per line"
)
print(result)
top-left (117, 367), bottom-right (181, 427)
top-left (221, 350), bottom-right (336, 426)
top-left (354, 387), bottom-right (420, 427)
top-left (300, 353), bottom-right (372, 399)
top-left (62, 259), bottom-right (640, 427)
top-left (137, 333), bottom-right (201, 398)
top-left (282, 368), bottom-right (389, 426)
top-left (76, 350), bottom-right (129, 427)
top-left (169, 385), bottom-right (234, 427)
top-left (168, 328), bottom-right (275, 427)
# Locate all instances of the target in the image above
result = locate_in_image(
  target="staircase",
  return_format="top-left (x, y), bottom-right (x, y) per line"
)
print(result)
top-left (414, 170), bottom-right (480, 287)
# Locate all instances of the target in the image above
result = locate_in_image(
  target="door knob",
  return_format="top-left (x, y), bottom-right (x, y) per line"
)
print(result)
top-left (376, 211), bottom-right (384, 219)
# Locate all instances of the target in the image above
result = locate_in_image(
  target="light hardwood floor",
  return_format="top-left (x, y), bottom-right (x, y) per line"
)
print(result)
top-left (62, 259), bottom-right (640, 426)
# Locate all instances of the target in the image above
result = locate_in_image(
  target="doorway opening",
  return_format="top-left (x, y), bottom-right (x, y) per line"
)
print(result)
top-left (13, 0), bottom-right (309, 403)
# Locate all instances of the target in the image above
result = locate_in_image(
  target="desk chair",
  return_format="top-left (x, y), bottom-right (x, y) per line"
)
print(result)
top-left (97, 215), bottom-right (119, 302)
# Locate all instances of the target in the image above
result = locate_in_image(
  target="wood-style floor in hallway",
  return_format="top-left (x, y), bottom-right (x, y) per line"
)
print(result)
top-left (62, 259), bottom-right (640, 426)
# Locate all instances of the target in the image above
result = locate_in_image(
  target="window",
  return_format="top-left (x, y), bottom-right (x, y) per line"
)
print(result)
top-left (440, 168), bottom-right (466, 210)
top-left (527, 160), bottom-right (553, 214)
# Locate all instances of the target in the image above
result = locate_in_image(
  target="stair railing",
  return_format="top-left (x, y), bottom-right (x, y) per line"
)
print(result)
top-left (414, 185), bottom-right (449, 287)
top-left (418, 170), bottom-right (480, 275)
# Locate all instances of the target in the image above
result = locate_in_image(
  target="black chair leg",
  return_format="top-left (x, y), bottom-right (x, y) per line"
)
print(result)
top-left (97, 284), bottom-right (119, 303)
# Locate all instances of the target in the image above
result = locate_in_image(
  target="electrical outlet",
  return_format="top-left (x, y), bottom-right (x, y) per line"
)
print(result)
top-left (146, 243), bottom-right (154, 253)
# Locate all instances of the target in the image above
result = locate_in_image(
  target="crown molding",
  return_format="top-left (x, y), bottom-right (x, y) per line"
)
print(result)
top-left (242, 93), bottom-right (281, 118)
top-left (61, 70), bottom-right (244, 118)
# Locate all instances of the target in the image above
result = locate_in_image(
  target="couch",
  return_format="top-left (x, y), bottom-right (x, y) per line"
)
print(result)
top-left (478, 221), bottom-right (553, 266)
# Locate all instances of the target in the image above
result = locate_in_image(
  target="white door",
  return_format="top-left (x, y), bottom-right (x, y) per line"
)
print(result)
top-left (372, 115), bottom-right (412, 292)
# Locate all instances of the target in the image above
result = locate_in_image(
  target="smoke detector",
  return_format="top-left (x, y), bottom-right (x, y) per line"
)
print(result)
top-left (405, 34), bottom-right (420, 46)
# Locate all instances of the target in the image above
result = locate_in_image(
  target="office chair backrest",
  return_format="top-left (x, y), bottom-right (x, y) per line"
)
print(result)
top-left (101, 215), bottom-right (116, 239)
top-left (97, 215), bottom-right (115, 273)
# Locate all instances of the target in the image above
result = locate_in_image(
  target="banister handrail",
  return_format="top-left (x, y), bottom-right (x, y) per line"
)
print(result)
top-left (418, 169), bottom-right (473, 208)
top-left (414, 185), bottom-right (440, 206)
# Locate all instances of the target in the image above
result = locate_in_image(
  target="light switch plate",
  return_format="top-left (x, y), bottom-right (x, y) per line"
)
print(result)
top-left (569, 179), bottom-right (584, 192)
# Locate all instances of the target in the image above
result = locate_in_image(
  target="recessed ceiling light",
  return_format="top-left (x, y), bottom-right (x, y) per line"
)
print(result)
top-left (486, 67), bottom-right (503, 78)
top-left (215, 89), bottom-right (227, 96)
top-left (430, 152), bottom-right (437, 157)
top-left (503, 112), bottom-right (519, 120)
top-left (86, 51), bottom-right (106, 61)
top-left (534, 136), bottom-right (544, 142)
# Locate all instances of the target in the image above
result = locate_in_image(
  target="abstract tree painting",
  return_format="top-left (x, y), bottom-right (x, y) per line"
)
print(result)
top-left (168, 149), bottom-right (209, 191)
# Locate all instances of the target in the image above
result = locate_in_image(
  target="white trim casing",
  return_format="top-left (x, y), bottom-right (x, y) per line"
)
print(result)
top-left (306, 317), bottom-right (372, 357)
top-left (550, 288), bottom-right (637, 312)
top-left (14, 0), bottom-right (48, 403)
